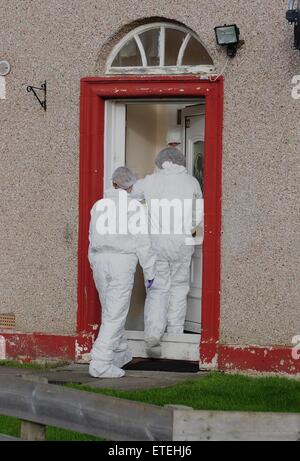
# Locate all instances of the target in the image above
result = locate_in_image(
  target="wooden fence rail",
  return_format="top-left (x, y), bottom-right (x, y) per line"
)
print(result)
top-left (0, 376), bottom-right (172, 441)
top-left (0, 376), bottom-right (299, 441)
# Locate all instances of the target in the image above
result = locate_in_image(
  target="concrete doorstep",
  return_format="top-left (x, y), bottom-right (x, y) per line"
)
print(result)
top-left (0, 363), bottom-right (206, 390)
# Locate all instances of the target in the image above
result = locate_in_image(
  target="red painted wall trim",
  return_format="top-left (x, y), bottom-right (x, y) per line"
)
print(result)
top-left (1, 333), bottom-right (76, 362)
top-left (77, 81), bottom-right (105, 333)
top-left (1, 332), bottom-right (298, 375)
top-left (219, 345), bottom-right (300, 375)
top-left (77, 75), bottom-right (224, 368)
top-left (0, 76), bottom-right (224, 369)
top-left (199, 78), bottom-right (223, 366)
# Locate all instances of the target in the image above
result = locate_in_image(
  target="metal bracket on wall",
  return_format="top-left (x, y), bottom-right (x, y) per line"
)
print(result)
top-left (27, 81), bottom-right (47, 111)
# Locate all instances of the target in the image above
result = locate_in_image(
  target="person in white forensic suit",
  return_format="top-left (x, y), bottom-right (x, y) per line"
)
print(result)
top-left (131, 148), bottom-right (204, 358)
top-left (166, 125), bottom-right (182, 150)
top-left (88, 167), bottom-right (156, 378)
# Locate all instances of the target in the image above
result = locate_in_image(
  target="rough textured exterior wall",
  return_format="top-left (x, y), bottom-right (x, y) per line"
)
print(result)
top-left (0, 1), bottom-right (299, 344)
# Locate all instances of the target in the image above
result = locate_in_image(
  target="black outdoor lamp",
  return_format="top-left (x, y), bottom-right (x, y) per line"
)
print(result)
top-left (286, 0), bottom-right (300, 50)
top-left (214, 24), bottom-right (241, 58)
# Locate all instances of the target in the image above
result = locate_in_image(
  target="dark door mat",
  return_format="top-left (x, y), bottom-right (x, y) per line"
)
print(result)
top-left (124, 359), bottom-right (199, 373)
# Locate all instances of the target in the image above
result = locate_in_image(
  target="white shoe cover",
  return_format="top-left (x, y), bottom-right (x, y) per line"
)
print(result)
top-left (89, 362), bottom-right (125, 378)
top-left (145, 338), bottom-right (162, 358)
top-left (113, 349), bottom-right (133, 368)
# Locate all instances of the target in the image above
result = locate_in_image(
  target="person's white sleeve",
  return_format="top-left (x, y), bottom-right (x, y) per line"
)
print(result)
top-left (130, 178), bottom-right (146, 201)
top-left (192, 179), bottom-right (204, 229)
top-left (136, 235), bottom-right (156, 281)
top-left (134, 206), bottom-right (156, 281)
top-left (89, 201), bottom-right (103, 251)
top-left (89, 205), bottom-right (96, 248)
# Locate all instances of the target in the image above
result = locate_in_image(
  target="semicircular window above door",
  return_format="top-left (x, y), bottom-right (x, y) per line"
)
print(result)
top-left (106, 22), bottom-right (214, 74)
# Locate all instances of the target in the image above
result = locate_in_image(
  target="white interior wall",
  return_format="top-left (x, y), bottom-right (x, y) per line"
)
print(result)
top-left (126, 104), bottom-right (158, 178)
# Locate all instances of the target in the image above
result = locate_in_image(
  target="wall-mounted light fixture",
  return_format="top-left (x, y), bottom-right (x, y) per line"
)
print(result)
top-left (286, 0), bottom-right (300, 50)
top-left (0, 60), bottom-right (11, 76)
top-left (214, 24), bottom-right (241, 58)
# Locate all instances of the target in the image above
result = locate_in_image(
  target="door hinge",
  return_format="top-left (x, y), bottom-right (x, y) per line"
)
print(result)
top-left (185, 117), bottom-right (191, 128)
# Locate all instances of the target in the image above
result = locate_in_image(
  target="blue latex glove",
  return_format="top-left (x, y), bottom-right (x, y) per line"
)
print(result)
top-left (146, 279), bottom-right (154, 289)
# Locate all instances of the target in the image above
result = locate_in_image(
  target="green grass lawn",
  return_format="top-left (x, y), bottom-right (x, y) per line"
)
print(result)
top-left (0, 416), bottom-right (102, 441)
top-left (0, 371), bottom-right (299, 440)
top-left (67, 372), bottom-right (300, 414)
top-left (0, 360), bottom-right (69, 370)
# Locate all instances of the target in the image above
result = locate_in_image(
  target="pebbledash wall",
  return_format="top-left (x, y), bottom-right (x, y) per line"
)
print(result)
top-left (0, 1), bottom-right (299, 373)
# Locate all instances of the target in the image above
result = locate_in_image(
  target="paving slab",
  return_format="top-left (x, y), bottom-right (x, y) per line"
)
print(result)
top-left (0, 363), bottom-right (208, 391)
top-left (83, 370), bottom-right (207, 390)
top-left (36, 365), bottom-right (207, 390)
top-left (0, 366), bottom-right (41, 377)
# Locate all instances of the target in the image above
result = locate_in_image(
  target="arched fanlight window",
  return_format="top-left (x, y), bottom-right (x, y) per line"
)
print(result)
top-left (106, 23), bottom-right (214, 74)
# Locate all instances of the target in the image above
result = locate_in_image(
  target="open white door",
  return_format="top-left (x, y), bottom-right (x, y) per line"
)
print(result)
top-left (104, 101), bottom-right (126, 190)
top-left (181, 105), bottom-right (205, 334)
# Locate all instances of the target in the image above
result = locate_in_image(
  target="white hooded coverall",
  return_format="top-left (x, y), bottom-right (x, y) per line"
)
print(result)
top-left (132, 162), bottom-right (203, 340)
top-left (88, 188), bottom-right (156, 376)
